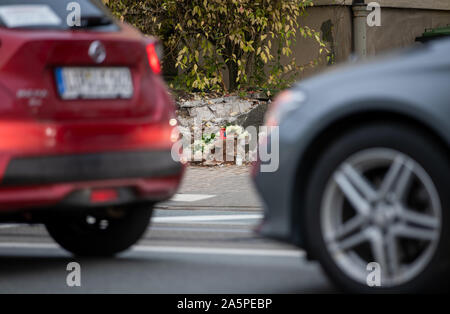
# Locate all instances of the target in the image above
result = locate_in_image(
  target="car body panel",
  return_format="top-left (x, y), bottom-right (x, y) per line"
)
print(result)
top-left (253, 38), bottom-right (450, 248)
top-left (0, 24), bottom-right (165, 121)
top-left (0, 4), bottom-right (183, 215)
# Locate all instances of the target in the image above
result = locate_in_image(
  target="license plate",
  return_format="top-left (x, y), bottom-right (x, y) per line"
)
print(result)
top-left (55, 67), bottom-right (134, 100)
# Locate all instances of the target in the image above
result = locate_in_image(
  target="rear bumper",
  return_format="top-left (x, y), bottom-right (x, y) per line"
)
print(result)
top-left (2, 150), bottom-right (181, 186)
top-left (0, 174), bottom-right (183, 212)
top-left (0, 150), bottom-right (183, 211)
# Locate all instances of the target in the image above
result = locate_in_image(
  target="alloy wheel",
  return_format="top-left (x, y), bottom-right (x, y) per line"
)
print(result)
top-left (321, 148), bottom-right (442, 287)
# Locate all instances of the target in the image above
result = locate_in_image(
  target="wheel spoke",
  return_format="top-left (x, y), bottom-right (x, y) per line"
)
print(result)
top-left (398, 207), bottom-right (440, 229)
top-left (379, 156), bottom-right (414, 200)
top-left (386, 231), bottom-right (400, 277)
top-left (332, 229), bottom-right (369, 252)
top-left (394, 161), bottom-right (414, 200)
top-left (392, 224), bottom-right (438, 241)
top-left (368, 228), bottom-right (388, 274)
top-left (334, 170), bottom-right (372, 216)
top-left (342, 163), bottom-right (378, 202)
top-left (333, 214), bottom-right (367, 240)
top-left (379, 155), bottom-right (404, 196)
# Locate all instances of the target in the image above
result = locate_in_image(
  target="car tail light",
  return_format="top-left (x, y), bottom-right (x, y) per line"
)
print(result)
top-left (146, 43), bottom-right (162, 75)
top-left (90, 189), bottom-right (119, 203)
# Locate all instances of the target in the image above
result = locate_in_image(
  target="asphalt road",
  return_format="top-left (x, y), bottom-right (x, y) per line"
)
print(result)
top-left (0, 166), bottom-right (335, 294)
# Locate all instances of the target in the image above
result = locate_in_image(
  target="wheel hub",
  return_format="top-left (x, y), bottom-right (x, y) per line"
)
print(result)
top-left (372, 202), bottom-right (397, 228)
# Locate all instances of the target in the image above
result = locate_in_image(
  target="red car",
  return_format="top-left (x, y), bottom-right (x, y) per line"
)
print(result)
top-left (0, 0), bottom-right (184, 256)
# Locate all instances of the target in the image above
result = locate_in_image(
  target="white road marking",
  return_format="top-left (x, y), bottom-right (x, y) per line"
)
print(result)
top-left (0, 242), bottom-right (304, 258)
top-left (150, 226), bottom-right (253, 233)
top-left (170, 194), bottom-right (216, 202)
top-left (152, 214), bottom-right (262, 223)
top-left (132, 245), bottom-right (304, 258)
top-left (0, 224), bottom-right (20, 229)
top-left (0, 242), bottom-right (56, 249)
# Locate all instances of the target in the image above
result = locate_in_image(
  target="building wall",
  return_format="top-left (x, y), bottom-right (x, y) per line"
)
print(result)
top-left (286, 2), bottom-right (450, 80)
top-left (281, 5), bottom-right (352, 80)
top-left (219, 6), bottom-right (353, 89)
top-left (314, 0), bottom-right (450, 11)
top-left (366, 8), bottom-right (450, 54)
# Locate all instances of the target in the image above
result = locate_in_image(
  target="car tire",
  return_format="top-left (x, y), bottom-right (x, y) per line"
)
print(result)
top-left (303, 123), bottom-right (450, 293)
top-left (45, 204), bottom-right (153, 257)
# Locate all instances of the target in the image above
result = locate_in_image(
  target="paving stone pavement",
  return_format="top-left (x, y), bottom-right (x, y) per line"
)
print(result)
top-left (159, 165), bottom-right (262, 210)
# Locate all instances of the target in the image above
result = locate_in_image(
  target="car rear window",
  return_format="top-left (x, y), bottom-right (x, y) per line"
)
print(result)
top-left (0, 0), bottom-right (119, 31)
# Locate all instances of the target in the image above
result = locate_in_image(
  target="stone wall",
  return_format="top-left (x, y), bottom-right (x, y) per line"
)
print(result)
top-left (176, 95), bottom-right (270, 135)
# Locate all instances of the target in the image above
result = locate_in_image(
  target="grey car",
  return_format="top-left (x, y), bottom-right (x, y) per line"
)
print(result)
top-left (253, 38), bottom-right (450, 293)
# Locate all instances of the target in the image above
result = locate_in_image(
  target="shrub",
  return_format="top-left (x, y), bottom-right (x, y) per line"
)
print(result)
top-left (104, 0), bottom-right (328, 93)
